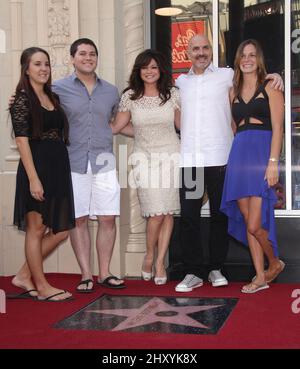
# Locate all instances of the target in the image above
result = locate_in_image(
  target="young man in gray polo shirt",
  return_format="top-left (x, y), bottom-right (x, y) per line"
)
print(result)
top-left (53, 38), bottom-right (125, 291)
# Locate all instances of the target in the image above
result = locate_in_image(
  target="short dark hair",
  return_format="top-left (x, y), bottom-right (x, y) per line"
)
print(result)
top-left (70, 38), bottom-right (98, 57)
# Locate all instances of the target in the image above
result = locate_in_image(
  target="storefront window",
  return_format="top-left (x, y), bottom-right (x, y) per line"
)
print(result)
top-left (170, 1), bottom-right (212, 78)
top-left (152, 1), bottom-right (297, 212)
top-left (219, 0), bottom-right (284, 71)
top-left (151, 1), bottom-right (212, 78)
top-left (291, 0), bottom-right (300, 209)
top-left (218, 0), bottom-right (286, 209)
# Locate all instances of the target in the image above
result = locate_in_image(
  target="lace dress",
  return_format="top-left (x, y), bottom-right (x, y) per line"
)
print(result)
top-left (11, 92), bottom-right (75, 234)
top-left (119, 87), bottom-right (180, 217)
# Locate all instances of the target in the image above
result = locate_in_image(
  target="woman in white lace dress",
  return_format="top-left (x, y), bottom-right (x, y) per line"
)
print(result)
top-left (111, 49), bottom-right (180, 285)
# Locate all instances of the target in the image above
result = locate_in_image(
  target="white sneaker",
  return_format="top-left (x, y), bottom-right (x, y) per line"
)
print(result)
top-left (175, 274), bottom-right (203, 292)
top-left (208, 270), bottom-right (228, 287)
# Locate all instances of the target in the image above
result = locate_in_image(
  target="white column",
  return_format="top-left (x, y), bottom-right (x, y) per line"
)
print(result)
top-left (121, 0), bottom-right (147, 277)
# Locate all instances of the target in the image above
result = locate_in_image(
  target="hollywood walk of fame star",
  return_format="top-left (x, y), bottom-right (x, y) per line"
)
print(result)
top-left (86, 297), bottom-right (224, 331)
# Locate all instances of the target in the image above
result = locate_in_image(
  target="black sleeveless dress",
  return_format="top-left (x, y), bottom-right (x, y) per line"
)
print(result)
top-left (11, 92), bottom-right (75, 234)
top-left (220, 81), bottom-right (279, 255)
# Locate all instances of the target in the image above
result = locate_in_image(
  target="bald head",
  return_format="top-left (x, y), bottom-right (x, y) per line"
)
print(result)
top-left (188, 34), bottom-right (211, 51)
top-left (187, 34), bottom-right (213, 74)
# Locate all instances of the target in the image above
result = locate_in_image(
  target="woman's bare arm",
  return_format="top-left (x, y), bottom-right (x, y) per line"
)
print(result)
top-left (265, 82), bottom-right (284, 187)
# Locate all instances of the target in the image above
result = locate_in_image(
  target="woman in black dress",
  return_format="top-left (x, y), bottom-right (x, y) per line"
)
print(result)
top-left (9, 47), bottom-right (75, 301)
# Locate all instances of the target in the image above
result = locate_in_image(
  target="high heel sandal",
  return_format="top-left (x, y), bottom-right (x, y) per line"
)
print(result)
top-left (154, 264), bottom-right (167, 285)
top-left (141, 256), bottom-right (153, 281)
top-left (154, 275), bottom-right (167, 285)
top-left (141, 270), bottom-right (153, 281)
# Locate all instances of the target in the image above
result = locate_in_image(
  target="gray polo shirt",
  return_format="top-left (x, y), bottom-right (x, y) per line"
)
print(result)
top-left (53, 73), bottom-right (119, 174)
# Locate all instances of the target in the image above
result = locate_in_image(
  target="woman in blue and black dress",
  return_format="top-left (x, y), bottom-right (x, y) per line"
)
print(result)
top-left (221, 39), bottom-right (284, 293)
top-left (9, 47), bottom-right (75, 301)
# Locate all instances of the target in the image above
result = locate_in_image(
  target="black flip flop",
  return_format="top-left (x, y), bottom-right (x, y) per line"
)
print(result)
top-left (97, 276), bottom-right (126, 289)
top-left (76, 279), bottom-right (94, 293)
top-left (37, 290), bottom-right (74, 302)
top-left (7, 289), bottom-right (38, 300)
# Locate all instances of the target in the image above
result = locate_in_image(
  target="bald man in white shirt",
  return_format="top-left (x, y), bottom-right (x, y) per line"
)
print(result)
top-left (175, 35), bottom-right (283, 292)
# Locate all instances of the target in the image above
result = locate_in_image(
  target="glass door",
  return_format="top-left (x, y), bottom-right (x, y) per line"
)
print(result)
top-left (150, 0), bottom-right (298, 215)
top-left (218, 0), bottom-right (286, 211)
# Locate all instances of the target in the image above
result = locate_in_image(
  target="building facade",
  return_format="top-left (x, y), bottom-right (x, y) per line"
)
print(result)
top-left (0, 0), bottom-right (150, 278)
top-left (0, 0), bottom-right (299, 280)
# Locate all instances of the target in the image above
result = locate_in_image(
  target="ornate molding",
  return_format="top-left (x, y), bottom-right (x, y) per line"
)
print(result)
top-left (5, 145), bottom-right (19, 163)
top-left (5, 156), bottom-right (20, 162)
top-left (47, 0), bottom-right (78, 80)
top-left (48, 0), bottom-right (70, 46)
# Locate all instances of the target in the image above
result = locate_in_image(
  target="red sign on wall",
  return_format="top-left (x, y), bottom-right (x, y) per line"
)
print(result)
top-left (172, 20), bottom-right (206, 75)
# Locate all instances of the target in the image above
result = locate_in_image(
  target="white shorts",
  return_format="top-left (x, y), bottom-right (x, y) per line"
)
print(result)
top-left (71, 162), bottom-right (120, 219)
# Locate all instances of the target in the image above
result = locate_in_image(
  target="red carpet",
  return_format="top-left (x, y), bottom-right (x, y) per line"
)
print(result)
top-left (0, 273), bottom-right (299, 349)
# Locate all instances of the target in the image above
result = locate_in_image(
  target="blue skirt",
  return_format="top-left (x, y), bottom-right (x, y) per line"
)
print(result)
top-left (220, 129), bottom-right (278, 256)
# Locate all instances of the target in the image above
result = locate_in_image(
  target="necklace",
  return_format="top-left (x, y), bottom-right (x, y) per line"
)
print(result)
top-left (38, 94), bottom-right (54, 111)
top-left (41, 104), bottom-right (54, 111)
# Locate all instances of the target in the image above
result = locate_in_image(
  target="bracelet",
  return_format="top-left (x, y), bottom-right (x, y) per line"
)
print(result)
top-left (269, 157), bottom-right (278, 162)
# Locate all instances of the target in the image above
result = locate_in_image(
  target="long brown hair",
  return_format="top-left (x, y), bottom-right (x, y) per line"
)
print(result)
top-left (124, 49), bottom-right (175, 105)
top-left (233, 39), bottom-right (267, 99)
top-left (13, 47), bottom-right (69, 144)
